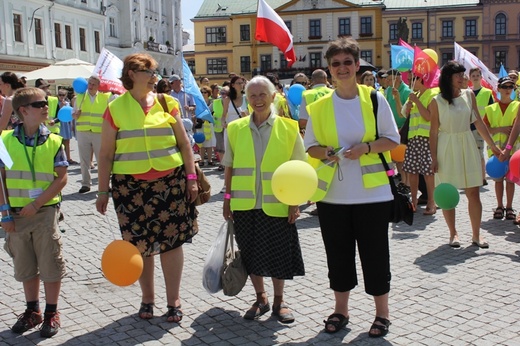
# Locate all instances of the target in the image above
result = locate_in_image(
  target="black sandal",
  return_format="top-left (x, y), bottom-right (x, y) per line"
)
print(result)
top-left (138, 302), bottom-right (154, 320)
top-left (505, 208), bottom-right (516, 220)
top-left (323, 313), bottom-right (349, 333)
top-left (166, 305), bottom-right (183, 323)
top-left (272, 303), bottom-right (294, 324)
top-left (243, 301), bottom-right (270, 320)
top-left (368, 316), bottom-right (391, 338)
top-left (493, 207), bottom-right (504, 219)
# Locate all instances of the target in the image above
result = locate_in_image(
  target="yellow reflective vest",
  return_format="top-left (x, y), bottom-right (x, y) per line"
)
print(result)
top-left (45, 96), bottom-right (60, 134)
top-left (303, 85), bottom-right (333, 106)
top-left (475, 87), bottom-right (493, 117)
top-left (307, 85), bottom-right (391, 202)
top-left (407, 87), bottom-right (439, 139)
top-left (228, 116), bottom-right (299, 217)
top-left (2, 130), bottom-right (62, 207)
top-left (109, 92), bottom-right (184, 174)
top-left (212, 98), bottom-right (223, 133)
top-left (485, 100), bottom-right (520, 156)
top-left (76, 92), bottom-right (111, 133)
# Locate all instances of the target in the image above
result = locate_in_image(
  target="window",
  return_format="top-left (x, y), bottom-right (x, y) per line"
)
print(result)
top-left (309, 19), bottom-right (321, 38)
top-left (465, 19), bottom-right (477, 37)
top-left (389, 23), bottom-right (398, 40)
top-left (494, 50), bottom-right (506, 70)
top-left (280, 54), bottom-right (288, 70)
top-left (442, 20), bottom-right (453, 38)
top-left (284, 21), bottom-right (292, 33)
top-left (54, 23), bottom-right (62, 48)
top-left (240, 56), bottom-right (251, 73)
top-left (412, 23), bottom-right (422, 40)
top-left (94, 30), bottom-right (101, 53)
top-left (360, 17), bottom-right (372, 36)
top-left (207, 58), bottom-right (227, 75)
top-left (109, 17), bottom-right (117, 37)
top-left (338, 18), bottom-right (350, 36)
top-left (65, 25), bottom-right (72, 49)
top-left (361, 50), bottom-right (373, 64)
top-left (310, 52), bottom-right (322, 68)
top-left (441, 52), bottom-right (453, 66)
top-left (81, 0), bottom-right (87, 3)
top-left (34, 18), bottom-right (43, 45)
top-left (13, 14), bottom-right (22, 42)
top-left (495, 14), bottom-right (506, 35)
top-left (206, 27), bottom-right (226, 43)
top-left (79, 28), bottom-right (86, 51)
top-left (240, 25), bottom-right (250, 42)
top-left (187, 60), bottom-right (195, 74)
top-left (260, 54), bottom-right (272, 71)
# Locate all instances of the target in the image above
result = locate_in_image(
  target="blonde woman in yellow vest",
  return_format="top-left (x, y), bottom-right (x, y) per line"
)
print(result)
top-left (72, 75), bottom-right (112, 193)
top-left (222, 76), bottom-right (305, 325)
top-left (304, 37), bottom-right (399, 338)
top-left (1, 87), bottom-right (68, 338)
top-left (401, 75), bottom-right (439, 215)
top-left (483, 77), bottom-right (520, 221)
top-left (96, 53), bottom-right (198, 324)
top-left (199, 86), bottom-right (216, 166)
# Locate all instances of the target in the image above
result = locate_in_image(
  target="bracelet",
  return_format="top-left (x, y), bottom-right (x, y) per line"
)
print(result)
top-left (187, 173), bottom-right (198, 181)
top-left (0, 204), bottom-right (10, 211)
top-left (506, 144), bottom-right (513, 150)
top-left (1, 215), bottom-right (13, 222)
top-left (31, 202), bottom-right (39, 211)
top-left (224, 193), bottom-right (231, 200)
top-left (366, 142), bottom-right (371, 154)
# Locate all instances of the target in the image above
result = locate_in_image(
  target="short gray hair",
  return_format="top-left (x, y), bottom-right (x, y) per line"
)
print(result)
top-left (244, 75), bottom-right (276, 95)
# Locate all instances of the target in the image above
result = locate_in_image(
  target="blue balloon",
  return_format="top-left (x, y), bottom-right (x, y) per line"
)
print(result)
top-left (57, 106), bottom-right (73, 122)
top-left (193, 132), bottom-right (206, 144)
top-left (72, 78), bottom-right (88, 94)
top-left (287, 84), bottom-right (306, 106)
top-left (486, 156), bottom-right (509, 179)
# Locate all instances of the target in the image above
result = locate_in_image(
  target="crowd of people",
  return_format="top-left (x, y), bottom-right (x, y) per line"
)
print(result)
top-left (0, 36), bottom-right (519, 340)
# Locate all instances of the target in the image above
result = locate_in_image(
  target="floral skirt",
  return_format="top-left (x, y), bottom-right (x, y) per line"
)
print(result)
top-left (111, 166), bottom-right (198, 256)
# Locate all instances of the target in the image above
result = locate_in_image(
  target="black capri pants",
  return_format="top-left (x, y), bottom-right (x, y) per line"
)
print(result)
top-left (316, 200), bottom-right (392, 296)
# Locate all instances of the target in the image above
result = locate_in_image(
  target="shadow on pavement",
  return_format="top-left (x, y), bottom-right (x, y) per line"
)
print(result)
top-left (413, 245), bottom-right (480, 274)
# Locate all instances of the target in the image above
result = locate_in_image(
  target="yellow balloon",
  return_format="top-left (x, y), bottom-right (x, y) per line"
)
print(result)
top-left (423, 48), bottom-right (439, 64)
top-left (101, 240), bottom-right (143, 286)
top-left (271, 160), bottom-right (318, 205)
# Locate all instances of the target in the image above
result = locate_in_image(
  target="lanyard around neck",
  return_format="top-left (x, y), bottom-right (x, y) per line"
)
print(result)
top-left (21, 127), bottom-right (39, 183)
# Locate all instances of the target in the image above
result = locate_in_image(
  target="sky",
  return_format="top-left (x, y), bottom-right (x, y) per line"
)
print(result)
top-left (182, 0), bottom-right (205, 44)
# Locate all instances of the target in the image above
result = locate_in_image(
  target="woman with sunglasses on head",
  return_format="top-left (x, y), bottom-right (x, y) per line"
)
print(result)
top-left (95, 53), bottom-right (198, 323)
top-left (305, 37), bottom-right (399, 337)
top-left (0, 72), bottom-right (26, 131)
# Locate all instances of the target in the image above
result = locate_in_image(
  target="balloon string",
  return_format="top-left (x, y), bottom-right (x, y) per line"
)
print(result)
top-left (105, 214), bottom-right (118, 241)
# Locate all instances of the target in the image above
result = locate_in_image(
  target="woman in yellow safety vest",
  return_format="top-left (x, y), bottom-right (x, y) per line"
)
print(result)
top-left (222, 75), bottom-right (305, 325)
top-left (96, 53), bottom-right (198, 324)
top-left (198, 86), bottom-right (216, 166)
top-left (305, 37), bottom-right (399, 338)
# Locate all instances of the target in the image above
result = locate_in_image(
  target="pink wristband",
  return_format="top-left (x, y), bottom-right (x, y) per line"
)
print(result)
top-left (187, 173), bottom-right (197, 181)
top-left (506, 144), bottom-right (513, 150)
top-left (224, 193), bottom-right (231, 200)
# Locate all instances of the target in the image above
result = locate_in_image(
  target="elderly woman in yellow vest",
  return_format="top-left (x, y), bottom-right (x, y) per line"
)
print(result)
top-left (95, 53), bottom-right (198, 323)
top-left (222, 75), bottom-right (305, 324)
top-left (304, 37), bottom-right (399, 337)
top-left (199, 85), bottom-right (216, 166)
top-left (483, 76), bottom-right (520, 221)
top-left (401, 75), bottom-right (439, 214)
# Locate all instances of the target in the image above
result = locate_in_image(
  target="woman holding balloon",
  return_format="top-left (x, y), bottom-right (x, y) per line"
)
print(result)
top-left (429, 61), bottom-right (501, 248)
top-left (96, 53), bottom-right (198, 323)
top-left (222, 75), bottom-right (305, 324)
top-left (305, 37), bottom-right (399, 337)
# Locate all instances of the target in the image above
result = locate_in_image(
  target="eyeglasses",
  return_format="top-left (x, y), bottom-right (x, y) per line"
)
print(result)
top-left (330, 60), bottom-right (355, 68)
top-left (295, 81), bottom-right (307, 85)
top-left (58, 93), bottom-right (67, 97)
top-left (500, 85), bottom-right (515, 90)
top-left (135, 69), bottom-right (156, 77)
top-left (23, 100), bottom-right (48, 108)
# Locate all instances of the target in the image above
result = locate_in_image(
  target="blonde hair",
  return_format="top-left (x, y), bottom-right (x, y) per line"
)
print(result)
top-left (12, 87), bottom-right (46, 121)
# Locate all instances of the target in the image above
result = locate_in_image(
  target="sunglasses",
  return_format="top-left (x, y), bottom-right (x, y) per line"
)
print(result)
top-left (58, 93), bottom-right (67, 97)
top-left (500, 85), bottom-right (515, 90)
top-left (23, 100), bottom-right (48, 108)
top-left (295, 81), bottom-right (307, 85)
top-left (330, 60), bottom-right (355, 68)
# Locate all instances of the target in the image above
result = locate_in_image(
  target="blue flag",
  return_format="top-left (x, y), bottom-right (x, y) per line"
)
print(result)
top-left (391, 44), bottom-right (413, 72)
top-left (499, 64), bottom-right (508, 78)
top-left (182, 58), bottom-right (213, 123)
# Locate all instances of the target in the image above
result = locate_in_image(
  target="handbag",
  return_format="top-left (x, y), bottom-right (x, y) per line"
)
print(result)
top-left (370, 90), bottom-right (414, 226)
top-left (221, 221), bottom-right (248, 296)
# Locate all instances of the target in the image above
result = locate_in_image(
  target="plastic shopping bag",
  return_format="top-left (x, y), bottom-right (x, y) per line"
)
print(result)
top-left (202, 221), bottom-right (228, 294)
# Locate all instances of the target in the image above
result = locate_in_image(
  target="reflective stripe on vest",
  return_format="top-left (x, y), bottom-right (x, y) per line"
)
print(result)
top-left (475, 87), bottom-right (493, 117)
top-left (307, 85), bottom-right (390, 202)
top-left (213, 98), bottom-right (223, 132)
top-left (45, 96), bottom-right (60, 134)
top-left (228, 116), bottom-right (299, 217)
top-left (76, 92), bottom-right (110, 133)
top-left (3, 132), bottom-right (62, 207)
top-left (109, 92), bottom-right (184, 174)
top-left (485, 101), bottom-right (520, 157)
top-left (408, 88), bottom-right (438, 139)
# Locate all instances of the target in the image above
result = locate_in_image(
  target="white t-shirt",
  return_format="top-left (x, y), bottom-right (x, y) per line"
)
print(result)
top-left (304, 91), bottom-right (399, 204)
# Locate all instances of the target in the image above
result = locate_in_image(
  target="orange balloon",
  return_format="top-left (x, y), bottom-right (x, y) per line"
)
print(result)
top-left (101, 240), bottom-right (143, 286)
top-left (391, 144), bottom-right (407, 162)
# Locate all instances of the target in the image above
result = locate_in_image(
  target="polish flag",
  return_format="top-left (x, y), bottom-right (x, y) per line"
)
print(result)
top-left (255, 0), bottom-right (296, 67)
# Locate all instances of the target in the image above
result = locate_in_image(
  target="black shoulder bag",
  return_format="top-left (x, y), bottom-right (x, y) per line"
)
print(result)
top-left (370, 90), bottom-right (414, 226)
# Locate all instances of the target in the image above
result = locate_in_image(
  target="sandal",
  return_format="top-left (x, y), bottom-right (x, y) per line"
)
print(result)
top-left (323, 313), bottom-right (349, 333)
top-left (243, 301), bottom-right (270, 320)
top-left (166, 305), bottom-right (183, 323)
top-left (368, 316), bottom-right (391, 338)
top-left (138, 302), bottom-right (154, 320)
top-left (272, 303), bottom-right (294, 324)
top-left (423, 206), bottom-right (436, 216)
top-left (217, 164), bottom-right (225, 171)
top-left (505, 208), bottom-right (516, 220)
top-left (493, 207), bottom-right (504, 219)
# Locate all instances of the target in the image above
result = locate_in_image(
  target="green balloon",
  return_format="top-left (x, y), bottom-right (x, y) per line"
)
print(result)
top-left (434, 183), bottom-right (460, 210)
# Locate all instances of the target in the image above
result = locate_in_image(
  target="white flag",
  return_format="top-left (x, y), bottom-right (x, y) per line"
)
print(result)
top-left (0, 138), bottom-right (13, 169)
top-left (454, 42), bottom-right (498, 94)
top-left (94, 48), bottom-right (126, 94)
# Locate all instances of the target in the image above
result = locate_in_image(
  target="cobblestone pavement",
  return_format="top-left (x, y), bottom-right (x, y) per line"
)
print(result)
top-left (1, 142), bottom-right (520, 345)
